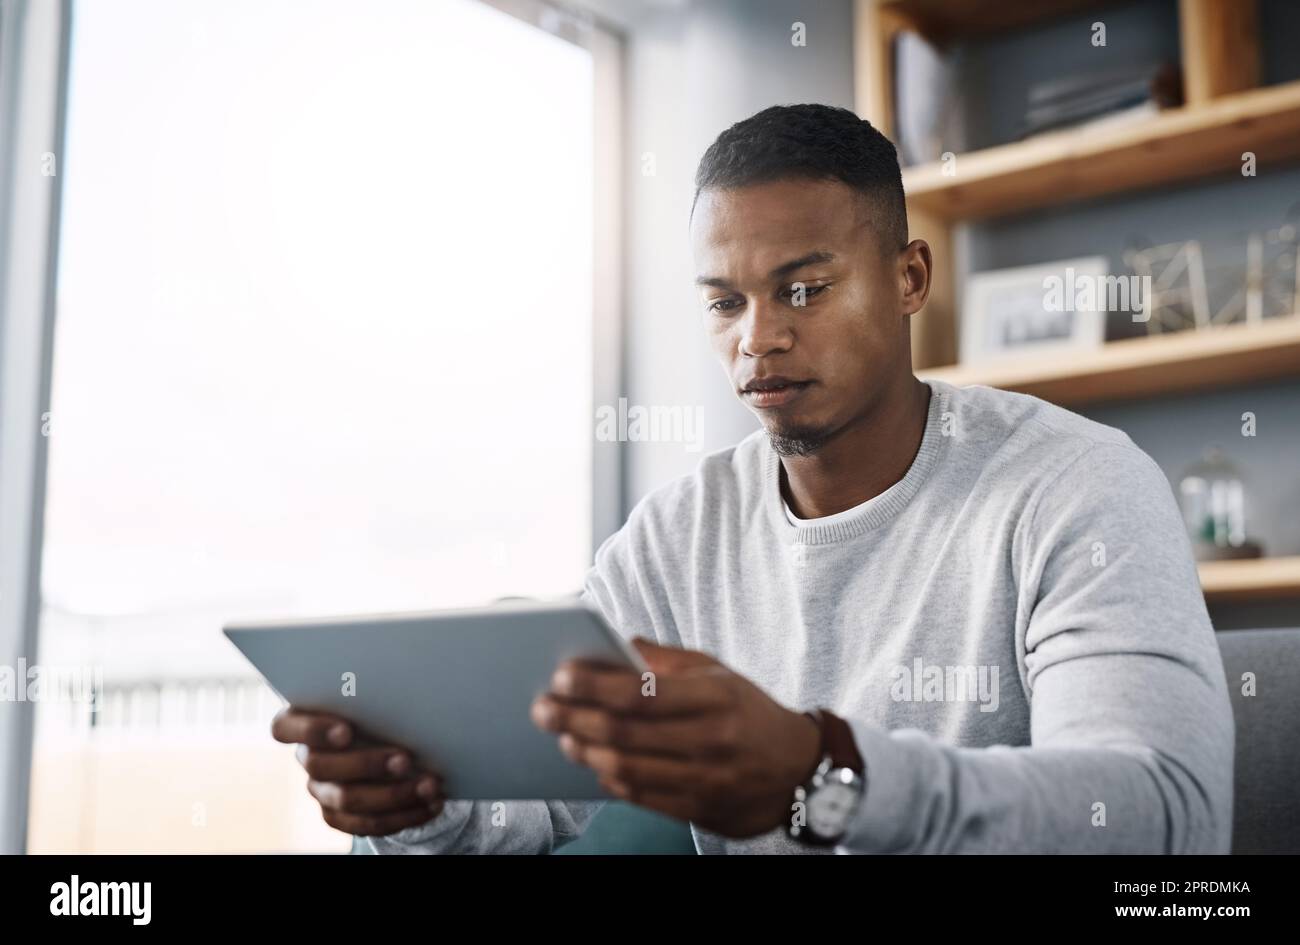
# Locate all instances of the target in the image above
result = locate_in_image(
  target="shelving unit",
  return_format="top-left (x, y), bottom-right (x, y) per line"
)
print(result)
top-left (853, 0), bottom-right (1293, 371)
top-left (854, 0), bottom-right (1300, 603)
top-left (918, 314), bottom-right (1300, 407)
top-left (902, 80), bottom-right (1300, 222)
top-left (1200, 556), bottom-right (1300, 603)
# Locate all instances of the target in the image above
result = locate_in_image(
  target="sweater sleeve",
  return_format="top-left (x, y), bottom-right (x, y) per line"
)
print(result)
top-left (364, 524), bottom-right (657, 854)
top-left (839, 440), bottom-right (1235, 854)
top-left (361, 798), bottom-right (603, 854)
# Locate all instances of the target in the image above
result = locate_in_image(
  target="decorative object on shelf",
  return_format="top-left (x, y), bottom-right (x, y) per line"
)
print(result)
top-left (1208, 224), bottom-right (1299, 327)
top-left (1124, 206), bottom-right (1300, 337)
top-left (1122, 238), bottom-right (1211, 334)
top-left (1178, 446), bottom-right (1264, 562)
top-left (1258, 202), bottom-right (1300, 322)
top-left (893, 30), bottom-right (965, 167)
top-left (959, 256), bottom-right (1108, 365)
top-left (1019, 62), bottom-right (1182, 140)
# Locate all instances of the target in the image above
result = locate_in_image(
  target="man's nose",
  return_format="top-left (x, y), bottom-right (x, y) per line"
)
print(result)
top-left (738, 298), bottom-right (794, 358)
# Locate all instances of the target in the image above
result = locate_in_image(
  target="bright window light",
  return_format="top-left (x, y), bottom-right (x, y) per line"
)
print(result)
top-left (31, 0), bottom-right (595, 853)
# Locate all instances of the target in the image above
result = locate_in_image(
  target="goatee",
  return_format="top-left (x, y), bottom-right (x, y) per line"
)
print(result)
top-left (766, 426), bottom-right (832, 457)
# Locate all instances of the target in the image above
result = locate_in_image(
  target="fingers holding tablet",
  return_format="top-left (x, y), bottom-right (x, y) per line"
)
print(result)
top-left (272, 706), bottom-right (446, 837)
top-left (271, 706), bottom-right (356, 748)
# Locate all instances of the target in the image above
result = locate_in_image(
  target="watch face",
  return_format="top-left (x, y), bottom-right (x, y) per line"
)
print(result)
top-left (807, 780), bottom-right (859, 836)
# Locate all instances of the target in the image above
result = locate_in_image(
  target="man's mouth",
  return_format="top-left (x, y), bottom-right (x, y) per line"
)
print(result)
top-left (741, 376), bottom-right (813, 408)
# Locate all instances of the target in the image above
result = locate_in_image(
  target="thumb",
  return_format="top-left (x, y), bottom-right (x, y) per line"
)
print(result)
top-left (630, 637), bottom-right (717, 672)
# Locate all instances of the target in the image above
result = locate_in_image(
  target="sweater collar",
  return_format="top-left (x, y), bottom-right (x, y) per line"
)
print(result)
top-left (762, 378), bottom-right (951, 545)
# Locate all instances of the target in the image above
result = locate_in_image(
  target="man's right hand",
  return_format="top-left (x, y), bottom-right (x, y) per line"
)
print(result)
top-left (272, 707), bottom-right (445, 838)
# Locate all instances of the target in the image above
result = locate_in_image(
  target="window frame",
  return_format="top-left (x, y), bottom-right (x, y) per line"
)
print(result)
top-left (0, 0), bottom-right (73, 856)
top-left (487, 0), bottom-right (628, 551)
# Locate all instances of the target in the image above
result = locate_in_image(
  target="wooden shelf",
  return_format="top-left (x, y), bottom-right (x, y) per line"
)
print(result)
top-left (916, 315), bottom-right (1300, 407)
top-left (881, 0), bottom-right (1118, 41)
top-left (902, 80), bottom-right (1300, 222)
top-left (1200, 556), bottom-right (1300, 603)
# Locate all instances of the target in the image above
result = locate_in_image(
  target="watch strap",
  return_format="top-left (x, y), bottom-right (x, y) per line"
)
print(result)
top-left (805, 708), bottom-right (864, 774)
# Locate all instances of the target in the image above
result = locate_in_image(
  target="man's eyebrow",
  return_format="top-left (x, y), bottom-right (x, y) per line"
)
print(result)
top-left (695, 251), bottom-right (836, 289)
top-left (695, 275), bottom-right (733, 289)
top-left (769, 251), bottom-right (835, 280)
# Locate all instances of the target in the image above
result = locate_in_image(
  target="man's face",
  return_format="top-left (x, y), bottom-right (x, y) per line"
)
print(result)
top-left (691, 177), bottom-right (914, 456)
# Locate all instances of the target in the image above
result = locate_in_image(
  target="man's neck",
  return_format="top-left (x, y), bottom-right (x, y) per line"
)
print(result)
top-left (780, 375), bottom-right (931, 520)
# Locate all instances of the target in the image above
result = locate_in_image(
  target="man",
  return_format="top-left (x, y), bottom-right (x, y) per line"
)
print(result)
top-left (273, 104), bottom-right (1234, 854)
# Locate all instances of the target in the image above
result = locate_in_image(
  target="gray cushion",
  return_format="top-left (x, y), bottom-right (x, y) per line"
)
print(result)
top-left (1217, 628), bottom-right (1300, 854)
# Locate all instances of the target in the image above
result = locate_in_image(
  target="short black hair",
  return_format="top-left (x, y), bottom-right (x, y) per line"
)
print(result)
top-left (693, 103), bottom-right (908, 252)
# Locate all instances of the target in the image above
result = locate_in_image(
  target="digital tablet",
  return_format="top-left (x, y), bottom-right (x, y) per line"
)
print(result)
top-left (223, 598), bottom-right (647, 799)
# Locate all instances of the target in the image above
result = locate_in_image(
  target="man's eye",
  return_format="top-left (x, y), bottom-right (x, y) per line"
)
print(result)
top-left (708, 298), bottom-right (742, 314)
top-left (782, 283), bottom-right (828, 301)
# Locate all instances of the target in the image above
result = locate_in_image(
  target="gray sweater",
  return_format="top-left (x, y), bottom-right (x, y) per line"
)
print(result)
top-left (367, 378), bottom-right (1234, 854)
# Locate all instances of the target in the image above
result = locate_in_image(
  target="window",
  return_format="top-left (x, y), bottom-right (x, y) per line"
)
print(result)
top-left (30, 0), bottom-right (613, 852)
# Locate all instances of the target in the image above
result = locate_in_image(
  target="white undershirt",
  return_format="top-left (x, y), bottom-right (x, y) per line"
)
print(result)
top-left (783, 492), bottom-right (882, 527)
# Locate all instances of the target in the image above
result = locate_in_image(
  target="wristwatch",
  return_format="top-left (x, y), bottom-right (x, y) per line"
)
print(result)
top-left (788, 708), bottom-right (866, 847)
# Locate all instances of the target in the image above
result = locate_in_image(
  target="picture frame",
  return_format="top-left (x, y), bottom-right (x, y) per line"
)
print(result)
top-left (960, 256), bottom-right (1110, 365)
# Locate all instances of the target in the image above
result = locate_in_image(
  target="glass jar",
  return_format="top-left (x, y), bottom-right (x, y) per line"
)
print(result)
top-left (1178, 446), bottom-right (1261, 561)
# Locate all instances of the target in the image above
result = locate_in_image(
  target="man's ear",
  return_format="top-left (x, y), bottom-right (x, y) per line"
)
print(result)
top-left (899, 239), bottom-right (932, 317)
